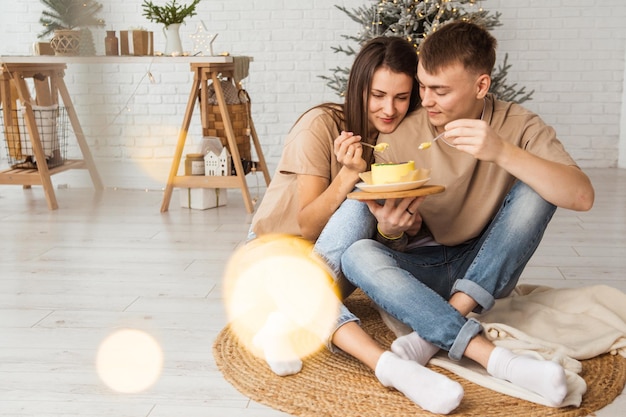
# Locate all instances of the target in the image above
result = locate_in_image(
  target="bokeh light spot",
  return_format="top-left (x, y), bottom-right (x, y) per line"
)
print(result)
top-left (96, 329), bottom-right (163, 393)
top-left (223, 234), bottom-right (340, 359)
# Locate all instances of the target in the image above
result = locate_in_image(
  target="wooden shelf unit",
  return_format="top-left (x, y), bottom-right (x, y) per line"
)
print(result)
top-left (0, 62), bottom-right (103, 209)
top-left (159, 60), bottom-right (271, 213)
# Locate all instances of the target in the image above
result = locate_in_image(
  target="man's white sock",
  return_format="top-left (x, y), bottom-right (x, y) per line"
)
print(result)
top-left (487, 346), bottom-right (568, 406)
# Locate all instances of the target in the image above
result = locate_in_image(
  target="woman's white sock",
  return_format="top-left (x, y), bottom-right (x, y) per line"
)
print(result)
top-left (375, 351), bottom-right (463, 415)
top-left (253, 312), bottom-right (302, 376)
top-left (391, 331), bottom-right (440, 365)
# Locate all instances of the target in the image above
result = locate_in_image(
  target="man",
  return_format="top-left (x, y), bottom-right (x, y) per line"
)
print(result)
top-left (340, 21), bottom-right (594, 409)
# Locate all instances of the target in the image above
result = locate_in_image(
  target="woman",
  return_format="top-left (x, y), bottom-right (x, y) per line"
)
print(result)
top-left (248, 36), bottom-right (464, 415)
top-left (249, 36), bottom-right (419, 241)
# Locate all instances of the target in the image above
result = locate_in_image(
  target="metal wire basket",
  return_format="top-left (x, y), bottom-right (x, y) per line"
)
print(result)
top-left (1, 105), bottom-right (68, 169)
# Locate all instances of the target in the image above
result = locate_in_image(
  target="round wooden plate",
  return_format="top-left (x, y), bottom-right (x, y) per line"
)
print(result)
top-left (347, 184), bottom-right (445, 200)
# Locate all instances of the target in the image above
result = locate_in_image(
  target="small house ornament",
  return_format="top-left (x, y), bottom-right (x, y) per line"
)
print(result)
top-left (204, 147), bottom-right (231, 176)
top-left (179, 136), bottom-right (229, 210)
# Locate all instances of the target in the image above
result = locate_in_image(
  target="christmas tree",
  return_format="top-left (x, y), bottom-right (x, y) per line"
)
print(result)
top-left (322, 0), bottom-right (533, 103)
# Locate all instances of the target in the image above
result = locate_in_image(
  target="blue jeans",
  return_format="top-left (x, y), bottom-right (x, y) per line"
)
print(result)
top-left (314, 196), bottom-right (377, 351)
top-left (341, 181), bottom-right (557, 360)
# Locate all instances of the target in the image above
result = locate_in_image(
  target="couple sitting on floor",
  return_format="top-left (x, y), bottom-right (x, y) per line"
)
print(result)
top-left (246, 21), bottom-right (594, 414)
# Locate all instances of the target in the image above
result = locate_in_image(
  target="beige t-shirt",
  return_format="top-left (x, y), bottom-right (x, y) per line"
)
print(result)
top-left (250, 106), bottom-right (345, 237)
top-left (378, 94), bottom-right (577, 246)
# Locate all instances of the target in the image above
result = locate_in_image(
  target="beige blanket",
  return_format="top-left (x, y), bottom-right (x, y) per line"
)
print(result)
top-left (379, 284), bottom-right (626, 407)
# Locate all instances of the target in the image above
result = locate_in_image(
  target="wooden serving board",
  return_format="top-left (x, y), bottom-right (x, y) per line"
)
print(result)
top-left (347, 185), bottom-right (445, 201)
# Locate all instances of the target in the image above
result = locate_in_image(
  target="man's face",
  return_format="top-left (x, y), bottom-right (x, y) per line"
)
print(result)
top-left (417, 61), bottom-right (483, 129)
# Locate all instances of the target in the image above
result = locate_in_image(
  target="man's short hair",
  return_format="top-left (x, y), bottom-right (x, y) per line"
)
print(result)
top-left (419, 20), bottom-right (497, 76)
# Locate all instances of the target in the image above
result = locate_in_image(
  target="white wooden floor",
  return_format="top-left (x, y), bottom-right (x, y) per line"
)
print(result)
top-left (1, 167), bottom-right (625, 417)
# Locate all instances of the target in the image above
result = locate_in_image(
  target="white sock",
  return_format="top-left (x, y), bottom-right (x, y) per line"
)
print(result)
top-left (487, 346), bottom-right (567, 406)
top-left (391, 331), bottom-right (440, 365)
top-left (375, 351), bottom-right (463, 415)
top-left (252, 312), bottom-right (302, 376)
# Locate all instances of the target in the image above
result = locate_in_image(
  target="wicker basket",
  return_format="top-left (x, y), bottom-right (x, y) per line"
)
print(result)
top-left (204, 103), bottom-right (252, 161)
top-left (1, 105), bottom-right (68, 169)
top-left (50, 29), bottom-right (81, 56)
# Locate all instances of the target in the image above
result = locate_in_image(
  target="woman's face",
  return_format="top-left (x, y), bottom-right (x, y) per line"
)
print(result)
top-left (367, 67), bottom-right (414, 138)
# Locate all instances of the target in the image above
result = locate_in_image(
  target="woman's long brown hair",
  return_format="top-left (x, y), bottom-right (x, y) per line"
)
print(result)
top-left (293, 36), bottom-right (420, 167)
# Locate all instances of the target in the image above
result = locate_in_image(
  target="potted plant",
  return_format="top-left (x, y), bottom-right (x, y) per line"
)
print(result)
top-left (142, 0), bottom-right (201, 55)
top-left (38, 0), bottom-right (105, 56)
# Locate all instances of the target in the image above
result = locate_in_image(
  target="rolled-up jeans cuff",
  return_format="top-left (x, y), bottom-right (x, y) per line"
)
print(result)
top-left (448, 318), bottom-right (482, 361)
top-left (326, 303), bottom-right (360, 353)
top-left (452, 279), bottom-right (495, 313)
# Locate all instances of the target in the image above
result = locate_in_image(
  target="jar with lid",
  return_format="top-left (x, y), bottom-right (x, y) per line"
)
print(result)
top-left (185, 153), bottom-right (205, 175)
top-left (105, 31), bottom-right (119, 56)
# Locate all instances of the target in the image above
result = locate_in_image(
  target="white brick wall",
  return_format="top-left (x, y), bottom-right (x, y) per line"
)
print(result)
top-left (488, 0), bottom-right (626, 169)
top-left (1, 0), bottom-right (625, 190)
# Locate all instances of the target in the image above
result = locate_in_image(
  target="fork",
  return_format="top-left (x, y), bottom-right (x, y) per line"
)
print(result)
top-left (355, 142), bottom-right (392, 164)
top-left (359, 142), bottom-right (392, 163)
top-left (419, 131), bottom-right (450, 149)
top-left (361, 142), bottom-right (389, 152)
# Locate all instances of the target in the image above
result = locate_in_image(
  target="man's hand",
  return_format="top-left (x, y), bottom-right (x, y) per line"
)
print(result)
top-left (444, 119), bottom-right (504, 163)
top-left (365, 196), bottom-right (425, 238)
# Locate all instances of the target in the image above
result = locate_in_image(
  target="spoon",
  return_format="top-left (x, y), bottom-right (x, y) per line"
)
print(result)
top-left (418, 131), bottom-right (447, 150)
top-left (361, 142), bottom-right (389, 152)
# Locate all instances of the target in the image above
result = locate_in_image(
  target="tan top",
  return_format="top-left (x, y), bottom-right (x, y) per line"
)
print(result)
top-left (250, 106), bottom-right (344, 237)
top-left (378, 94), bottom-right (577, 246)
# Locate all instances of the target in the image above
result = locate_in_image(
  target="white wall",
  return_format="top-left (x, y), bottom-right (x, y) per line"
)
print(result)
top-left (488, 0), bottom-right (626, 169)
top-left (1, 0), bottom-right (625, 190)
top-left (620, 43), bottom-right (626, 169)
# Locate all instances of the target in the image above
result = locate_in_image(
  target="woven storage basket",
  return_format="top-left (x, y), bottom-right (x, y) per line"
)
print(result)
top-left (1, 105), bottom-right (68, 169)
top-left (50, 29), bottom-right (81, 56)
top-left (205, 103), bottom-right (252, 161)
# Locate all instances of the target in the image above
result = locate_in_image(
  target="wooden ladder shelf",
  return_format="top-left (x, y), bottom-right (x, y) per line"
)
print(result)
top-left (160, 61), bottom-right (271, 213)
top-left (0, 62), bottom-right (103, 209)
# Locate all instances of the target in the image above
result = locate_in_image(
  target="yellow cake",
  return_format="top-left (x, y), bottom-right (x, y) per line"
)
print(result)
top-left (371, 161), bottom-right (415, 185)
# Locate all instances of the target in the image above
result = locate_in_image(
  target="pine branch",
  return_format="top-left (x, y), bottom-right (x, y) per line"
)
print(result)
top-left (489, 54), bottom-right (535, 104)
top-left (141, 0), bottom-right (201, 26)
top-left (38, 0), bottom-right (105, 38)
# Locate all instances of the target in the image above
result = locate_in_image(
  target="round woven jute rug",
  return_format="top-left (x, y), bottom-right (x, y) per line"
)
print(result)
top-left (213, 291), bottom-right (626, 417)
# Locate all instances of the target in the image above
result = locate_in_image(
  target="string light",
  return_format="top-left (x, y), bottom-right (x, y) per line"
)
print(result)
top-left (111, 58), bottom-right (156, 124)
